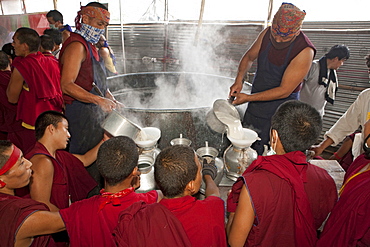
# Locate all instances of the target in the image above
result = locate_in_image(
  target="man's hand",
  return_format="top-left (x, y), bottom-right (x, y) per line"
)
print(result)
top-left (229, 81), bottom-right (243, 97)
top-left (231, 93), bottom-right (251, 105)
top-left (97, 97), bottom-right (117, 113)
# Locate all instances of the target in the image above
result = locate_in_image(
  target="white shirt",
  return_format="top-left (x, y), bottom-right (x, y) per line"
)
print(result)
top-left (300, 60), bottom-right (328, 117)
top-left (325, 88), bottom-right (370, 157)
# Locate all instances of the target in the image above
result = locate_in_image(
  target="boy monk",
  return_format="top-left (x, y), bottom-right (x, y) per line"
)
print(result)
top-left (115, 145), bottom-right (227, 247)
top-left (59, 136), bottom-right (162, 247)
top-left (0, 140), bottom-right (65, 247)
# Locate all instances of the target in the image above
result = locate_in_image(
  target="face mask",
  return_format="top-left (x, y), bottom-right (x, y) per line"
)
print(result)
top-left (49, 24), bottom-right (58, 30)
top-left (270, 33), bottom-right (296, 50)
top-left (75, 23), bottom-right (105, 44)
top-left (266, 147), bottom-right (276, 156)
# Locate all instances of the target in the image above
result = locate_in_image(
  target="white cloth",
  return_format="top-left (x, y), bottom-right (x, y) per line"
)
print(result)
top-left (300, 60), bottom-right (327, 117)
top-left (325, 88), bottom-right (370, 158)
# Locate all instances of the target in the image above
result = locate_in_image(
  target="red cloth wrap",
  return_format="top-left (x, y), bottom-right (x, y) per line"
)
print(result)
top-left (0, 192), bottom-right (51, 247)
top-left (227, 151), bottom-right (336, 247)
top-left (114, 201), bottom-right (192, 247)
top-left (12, 52), bottom-right (63, 126)
top-left (159, 195), bottom-right (227, 247)
top-left (59, 190), bottom-right (158, 247)
top-left (0, 144), bottom-right (21, 175)
top-left (0, 70), bottom-right (23, 133)
top-left (317, 154), bottom-right (370, 246)
top-left (17, 142), bottom-right (97, 209)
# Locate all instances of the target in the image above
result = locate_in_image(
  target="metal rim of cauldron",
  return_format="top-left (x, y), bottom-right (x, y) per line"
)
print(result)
top-left (108, 71), bottom-right (237, 111)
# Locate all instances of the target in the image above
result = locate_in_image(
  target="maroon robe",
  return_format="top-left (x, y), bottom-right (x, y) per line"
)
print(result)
top-left (227, 151), bottom-right (338, 247)
top-left (11, 52), bottom-right (63, 127)
top-left (317, 154), bottom-right (370, 247)
top-left (59, 190), bottom-right (158, 247)
top-left (0, 70), bottom-right (27, 151)
top-left (60, 33), bottom-right (97, 105)
top-left (17, 142), bottom-right (97, 209)
top-left (114, 201), bottom-right (192, 247)
top-left (159, 195), bottom-right (227, 247)
top-left (0, 192), bottom-right (51, 247)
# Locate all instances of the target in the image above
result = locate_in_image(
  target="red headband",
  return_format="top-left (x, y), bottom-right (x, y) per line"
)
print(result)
top-left (0, 145), bottom-right (21, 176)
top-left (75, 6), bottom-right (110, 30)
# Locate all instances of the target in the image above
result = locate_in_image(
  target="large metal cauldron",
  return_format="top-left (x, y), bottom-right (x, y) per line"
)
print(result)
top-left (107, 72), bottom-right (250, 151)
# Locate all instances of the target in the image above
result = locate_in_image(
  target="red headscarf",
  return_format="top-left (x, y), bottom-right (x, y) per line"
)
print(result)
top-left (271, 3), bottom-right (306, 37)
top-left (74, 6), bottom-right (110, 30)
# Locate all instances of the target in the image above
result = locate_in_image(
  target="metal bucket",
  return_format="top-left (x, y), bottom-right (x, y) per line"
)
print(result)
top-left (101, 110), bottom-right (141, 139)
top-left (107, 72), bottom-right (251, 151)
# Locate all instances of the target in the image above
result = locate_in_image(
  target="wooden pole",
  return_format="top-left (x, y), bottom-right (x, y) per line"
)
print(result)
top-left (194, 0), bottom-right (206, 46)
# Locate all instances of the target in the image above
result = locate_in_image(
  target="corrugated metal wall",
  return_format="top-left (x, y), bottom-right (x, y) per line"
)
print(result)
top-left (107, 21), bottom-right (370, 147)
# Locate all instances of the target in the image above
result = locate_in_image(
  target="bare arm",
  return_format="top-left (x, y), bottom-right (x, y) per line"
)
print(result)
top-left (227, 185), bottom-right (255, 247)
top-left (229, 28), bottom-right (267, 97)
top-left (6, 68), bottom-right (24, 103)
top-left (29, 155), bottom-right (59, 212)
top-left (16, 211), bottom-right (65, 242)
top-left (203, 174), bottom-right (220, 197)
top-left (311, 137), bottom-right (334, 156)
top-left (233, 46), bottom-right (315, 105)
top-left (72, 138), bottom-right (105, 167)
top-left (59, 41), bottom-right (116, 112)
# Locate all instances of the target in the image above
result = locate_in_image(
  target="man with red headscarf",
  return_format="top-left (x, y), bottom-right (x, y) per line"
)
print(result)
top-left (59, 2), bottom-right (118, 191)
top-left (229, 3), bottom-right (316, 155)
top-left (0, 140), bottom-right (65, 246)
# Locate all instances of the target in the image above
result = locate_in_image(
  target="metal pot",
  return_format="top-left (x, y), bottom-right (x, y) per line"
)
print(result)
top-left (206, 99), bottom-right (241, 134)
top-left (101, 110), bottom-right (141, 139)
top-left (136, 155), bottom-right (156, 193)
top-left (107, 72), bottom-right (251, 152)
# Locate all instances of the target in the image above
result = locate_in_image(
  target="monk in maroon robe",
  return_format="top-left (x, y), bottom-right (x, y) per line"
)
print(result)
top-left (115, 145), bottom-right (226, 247)
top-left (7, 27), bottom-right (63, 153)
top-left (0, 141), bottom-right (65, 246)
top-left (0, 51), bottom-right (25, 150)
top-left (317, 120), bottom-right (370, 247)
top-left (227, 101), bottom-right (338, 247)
top-left (59, 136), bottom-right (162, 247)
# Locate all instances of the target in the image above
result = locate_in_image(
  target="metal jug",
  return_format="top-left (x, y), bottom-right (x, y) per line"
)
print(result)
top-left (136, 154), bottom-right (156, 193)
top-left (223, 128), bottom-right (259, 181)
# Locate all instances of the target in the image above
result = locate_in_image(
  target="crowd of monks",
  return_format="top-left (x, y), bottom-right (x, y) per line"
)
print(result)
top-left (0, 1), bottom-right (370, 247)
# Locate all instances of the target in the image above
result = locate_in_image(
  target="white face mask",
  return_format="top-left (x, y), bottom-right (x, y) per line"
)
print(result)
top-left (75, 23), bottom-right (105, 44)
top-left (266, 147), bottom-right (276, 156)
top-left (49, 24), bottom-right (58, 30)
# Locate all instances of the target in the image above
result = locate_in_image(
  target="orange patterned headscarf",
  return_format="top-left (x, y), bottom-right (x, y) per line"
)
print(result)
top-left (271, 3), bottom-right (306, 37)
top-left (75, 6), bottom-right (110, 30)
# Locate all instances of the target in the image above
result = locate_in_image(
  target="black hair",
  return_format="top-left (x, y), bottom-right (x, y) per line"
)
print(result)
top-left (46, 10), bottom-right (64, 24)
top-left (0, 140), bottom-right (13, 170)
top-left (40, 34), bottom-right (55, 51)
top-left (35, 111), bottom-right (67, 140)
top-left (96, 136), bottom-right (138, 186)
top-left (154, 145), bottom-right (198, 198)
top-left (325, 45), bottom-right (350, 60)
top-left (14, 27), bottom-right (40, 53)
top-left (43, 29), bottom-right (62, 46)
top-left (271, 100), bottom-right (322, 153)
top-left (86, 2), bottom-right (108, 10)
top-left (1, 43), bottom-right (16, 60)
top-left (0, 51), bottom-right (10, 70)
